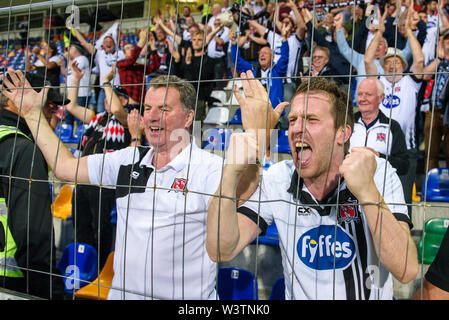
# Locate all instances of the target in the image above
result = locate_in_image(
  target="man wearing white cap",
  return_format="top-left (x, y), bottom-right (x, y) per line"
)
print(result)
top-left (365, 11), bottom-right (424, 218)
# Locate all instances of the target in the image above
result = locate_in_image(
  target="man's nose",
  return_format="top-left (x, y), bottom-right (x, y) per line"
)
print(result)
top-left (291, 117), bottom-right (305, 133)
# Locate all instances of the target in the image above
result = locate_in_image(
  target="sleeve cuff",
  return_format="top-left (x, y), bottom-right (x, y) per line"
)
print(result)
top-left (237, 206), bottom-right (268, 236)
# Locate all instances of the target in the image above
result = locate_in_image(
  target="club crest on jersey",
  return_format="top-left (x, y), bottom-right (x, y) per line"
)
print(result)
top-left (376, 133), bottom-right (386, 143)
top-left (338, 201), bottom-right (360, 224)
top-left (170, 178), bottom-right (187, 193)
top-left (297, 225), bottom-right (355, 270)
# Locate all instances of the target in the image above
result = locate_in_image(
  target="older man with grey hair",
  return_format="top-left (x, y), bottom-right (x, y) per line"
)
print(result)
top-left (349, 77), bottom-right (409, 176)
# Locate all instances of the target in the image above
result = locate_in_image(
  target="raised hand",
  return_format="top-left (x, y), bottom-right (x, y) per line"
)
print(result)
top-left (127, 109), bottom-right (143, 138)
top-left (233, 70), bottom-right (288, 152)
top-left (103, 64), bottom-right (116, 84)
top-left (70, 60), bottom-right (85, 81)
top-left (339, 147), bottom-right (378, 203)
top-left (1, 70), bottom-right (47, 118)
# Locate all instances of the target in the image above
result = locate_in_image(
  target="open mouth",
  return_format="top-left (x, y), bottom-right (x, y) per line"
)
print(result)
top-left (295, 141), bottom-right (312, 167)
top-left (149, 126), bottom-right (163, 135)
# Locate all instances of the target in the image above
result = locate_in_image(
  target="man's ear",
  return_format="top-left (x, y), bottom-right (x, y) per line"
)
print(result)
top-left (185, 109), bottom-right (195, 128)
top-left (337, 124), bottom-right (352, 145)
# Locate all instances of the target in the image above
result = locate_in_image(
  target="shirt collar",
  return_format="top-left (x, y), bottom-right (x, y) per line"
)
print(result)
top-left (287, 169), bottom-right (354, 216)
top-left (143, 138), bottom-right (198, 172)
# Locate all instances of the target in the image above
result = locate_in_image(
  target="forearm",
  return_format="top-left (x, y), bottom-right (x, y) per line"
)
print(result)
top-left (361, 190), bottom-right (418, 283)
top-left (206, 167), bottom-right (242, 262)
top-left (104, 85), bottom-right (128, 125)
top-left (24, 109), bottom-right (89, 183)
top-left (364, 32), bottom-right (382, 75)
top-left (407, 29), bottom-right (424, 76)
top-left (73, 29), bottom-right (95, 55)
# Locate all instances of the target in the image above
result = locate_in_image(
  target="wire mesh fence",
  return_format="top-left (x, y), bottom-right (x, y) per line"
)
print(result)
top-left (0, 0), bottom-right (448, 303)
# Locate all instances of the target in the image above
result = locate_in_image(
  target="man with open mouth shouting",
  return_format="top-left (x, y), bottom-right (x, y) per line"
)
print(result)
top-left (206, 72), bottom-right (418, 300)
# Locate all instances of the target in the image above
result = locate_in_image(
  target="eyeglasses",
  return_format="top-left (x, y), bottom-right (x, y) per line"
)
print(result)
top-left (312, 55), bottom-right (327, 60)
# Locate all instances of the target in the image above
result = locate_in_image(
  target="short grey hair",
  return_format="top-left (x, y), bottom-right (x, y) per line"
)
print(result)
top-left (149, 75), bottom-right (196, 112)
top-left (375, 78), bottom-right (385, 97)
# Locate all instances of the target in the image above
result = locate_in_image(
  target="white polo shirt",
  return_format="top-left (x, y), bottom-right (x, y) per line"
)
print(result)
top-left (238, 157), bottom-right (410, 300)
top-left (266, 31), bottom-right (301, 83)
top-left (87, 142), bottom-right (223, 300)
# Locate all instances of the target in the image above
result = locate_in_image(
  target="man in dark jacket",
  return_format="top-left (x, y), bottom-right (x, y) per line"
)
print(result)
top-left (0, 72), bottom-right (65, 299)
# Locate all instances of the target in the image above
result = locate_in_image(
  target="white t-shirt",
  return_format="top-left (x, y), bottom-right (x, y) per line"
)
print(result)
top-left (238, 157), bottom-right (410, 300)
top-left (266, 31), bottom-right (301, 83)
top-left (33, 54), bottom-right (59, 67)
top-left (94, 48), bottom-right (125, 86)
top-left (379, 75), bottom-right (422, 150)
top-left (87, 142), bottom-right (223, 300)
top-left (207, 27), bottom-right (230, 59)
top-left (67, 55), bottom-right (91, 98)
top-left (422, 26), bottom-right (438, 66)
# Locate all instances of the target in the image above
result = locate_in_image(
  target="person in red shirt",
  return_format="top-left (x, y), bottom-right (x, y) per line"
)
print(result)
top-left (116, 29), bottom-right (161, 105)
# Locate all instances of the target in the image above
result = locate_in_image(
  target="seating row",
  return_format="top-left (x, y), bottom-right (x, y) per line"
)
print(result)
top-left (56, 242), bottom-right (285, 300)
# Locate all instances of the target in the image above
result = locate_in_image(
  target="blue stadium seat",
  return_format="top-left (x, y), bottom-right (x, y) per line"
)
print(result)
top-left (228, 108), bottom-right (242, 125)
top-left (269, 276), bottom-right (285, 300)
top-left (251, 222), bottom-right (279, 246)
top-left (421, 168), bottom-right (449, 202)
top-left (56, 243), bottom-right (98, 294)
top-left (203, 128), bottom-right (232, 151)
top-left (70, 124), bottom-right (87, 143)
top-left (217, 267), bottom-right (258, 300)
top-left (276, 130), bottom-right (291, 154)
top-left (55, 123), bottom-right (74, 143)
top-left (110, 204), bottom-right (117, 224)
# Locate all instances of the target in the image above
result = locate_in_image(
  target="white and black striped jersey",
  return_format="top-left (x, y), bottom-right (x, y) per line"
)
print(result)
top-left (238, 157), bottom-right (411, 300)
top-left (87, 142), bottom-right (223, 300)
top-left (349, 111), bottom-right (409, 176)
top-left (378, 75), bottom-right (422, 150)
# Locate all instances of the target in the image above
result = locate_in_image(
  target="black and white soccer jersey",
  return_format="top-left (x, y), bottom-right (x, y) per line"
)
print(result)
top-left (238, 157), bottom-right (412, 300)
top-left (378, 75), bottom-right (422, 150)
top-left (87, 142), bottom-right (223, 300)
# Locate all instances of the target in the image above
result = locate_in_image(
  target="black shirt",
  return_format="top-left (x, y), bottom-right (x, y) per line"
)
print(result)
top-left (0, 108), bottom-right (63, 299)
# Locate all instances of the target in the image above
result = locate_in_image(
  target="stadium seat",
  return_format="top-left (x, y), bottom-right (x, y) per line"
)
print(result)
top-left (203, 128), bottom-right (232, 151)
top-left (251, 222), bottom-right (279, 246)
top-left (225, 93), bottom-right (241, 107)
top-left (56, 242), bottom-right (99, 294)
top-left (55, 123), bottom-right (73, 143)
top-left (52, 184), bottom-right (74, 220)
top-left (418, 217), bottom-right (449, 264)
top-left (421, 168), bottom-right (449, 202)
top-left (110, 204), bottom-right (117, 224)
top-left (224, 79), bottom-right (242, 91)
top-left (276, 130), bottom-right (291, 154)
top-left (74, 251), bottom-right (114, 300)
top-left (269, 276), bottom-right (285, 300)
top-left (227, 108), bottom-right (242, 125)
top-left (204, 107), bottom-right (229, 126)
top-left (70, 123), bottom-right (88, 143)
top-left (412, 182), bottom-right (421, 202)
top-left (210, 90), bottom-right (228, 107)
top-left (217, 267), bottom-right (258, 300)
